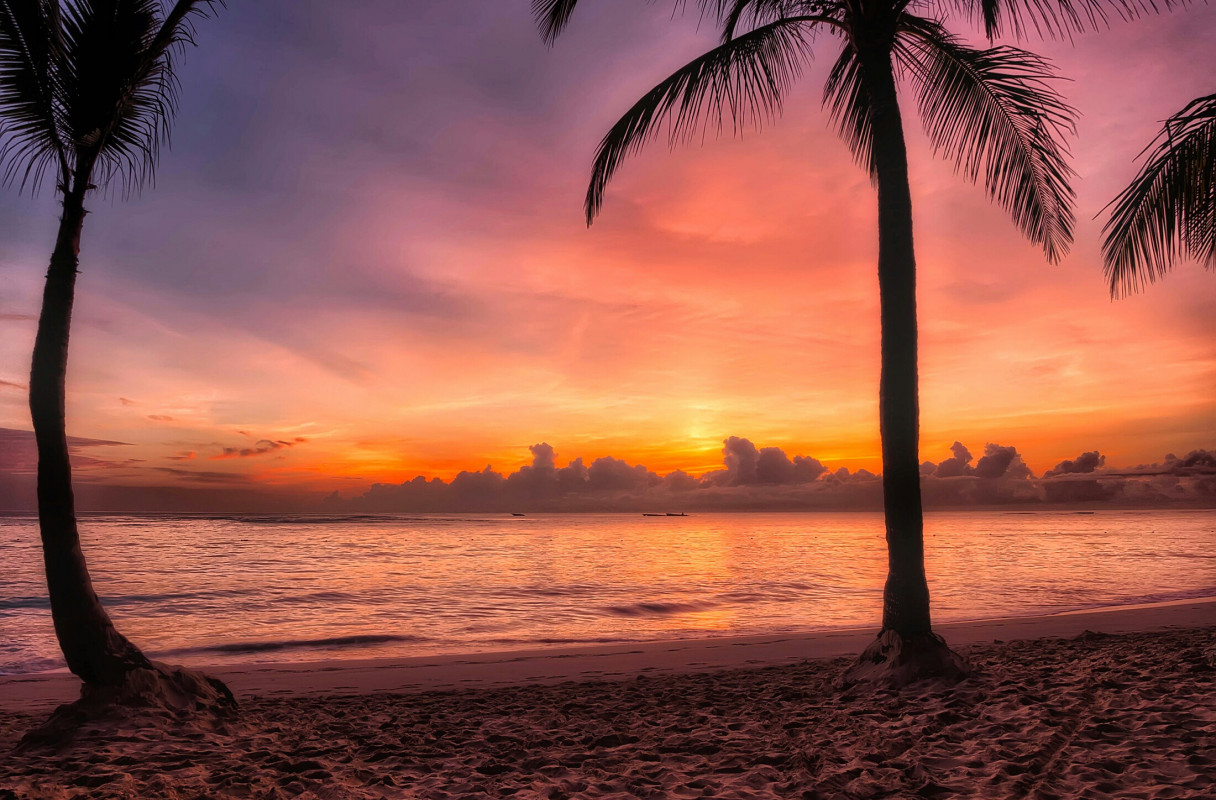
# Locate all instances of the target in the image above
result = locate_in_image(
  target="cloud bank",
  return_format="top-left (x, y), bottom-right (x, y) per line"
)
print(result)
top-left (0, 428), bottom-right (1211, 512)
top-left (328, 438), bottom-right (1216, 513)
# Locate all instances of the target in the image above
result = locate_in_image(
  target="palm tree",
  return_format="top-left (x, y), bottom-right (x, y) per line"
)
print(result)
top-left (0, 0), bottom-right (231, 708)
top-left (1102, 93), bottom-right (1215, 297)
top-left (535, 0), bottom-right (1090, 684)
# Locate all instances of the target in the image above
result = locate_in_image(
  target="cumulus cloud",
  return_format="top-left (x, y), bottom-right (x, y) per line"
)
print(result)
top-left (335, 436), bottom-right (893, 513)
top-left (6, 426), bottom-right (1204, 513)
top-left (336, 435), bottom-right (1216, 513)
top-left (916, 441), bottom-right (1036, 506)
top-left (933, 441), bottom-right (972, 478)
top-left (1045, 450), bottom-right (1105, 477)
top-left (1162, 450), bottom-right (1216, 476)
top-left (704, 437), bottom-right (827, 486)
top-left (973, 444), bottom-right (1033, 480)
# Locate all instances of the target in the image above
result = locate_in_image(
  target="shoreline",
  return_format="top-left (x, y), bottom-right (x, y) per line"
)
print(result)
top-left (4, 595), bottom-right (1213, 714)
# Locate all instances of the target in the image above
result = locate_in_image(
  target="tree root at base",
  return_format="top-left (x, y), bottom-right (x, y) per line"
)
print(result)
top-left (839, 629), bottom-right (971, 690)
top-left (18, 661), bottom-right (237, 751)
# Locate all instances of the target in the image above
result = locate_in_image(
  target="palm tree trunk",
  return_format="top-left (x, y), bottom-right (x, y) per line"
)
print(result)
top-left (30, 176), bottom-right (152, 686)
top-left (858, 48), bottom-right (932, 639)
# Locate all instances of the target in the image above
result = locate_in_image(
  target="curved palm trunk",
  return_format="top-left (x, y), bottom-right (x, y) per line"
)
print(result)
top-left (30, 176), bottom-right (152, 686)
top-left (858, 46), bottom-right (932, 638)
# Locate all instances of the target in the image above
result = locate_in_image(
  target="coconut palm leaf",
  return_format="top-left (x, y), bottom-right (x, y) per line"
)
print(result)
top-left (532, 0), bottom-right (580, 45)
top-left (0, 0), bottom-right (67, 191)
top-left (1102, 93), bottom-right (1216, 297)
top-left (584, 16), bottom-right (827, 223)
top-left (718, 0), bottom-right (822, 41)
top-left (533, 0), bottom-right (739, 46)
top-left (57, 0), bottom-right (218, 194)
top-left (944, 0), bottom-right (1188, 41)
top-left (822, 43), bottom-right (876, 179)
top-left (897, 17), bottom-right (1077, 261)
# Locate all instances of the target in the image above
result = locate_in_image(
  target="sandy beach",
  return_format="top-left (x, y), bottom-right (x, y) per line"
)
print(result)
top-left (2, 599), bottom-right (1214, 799)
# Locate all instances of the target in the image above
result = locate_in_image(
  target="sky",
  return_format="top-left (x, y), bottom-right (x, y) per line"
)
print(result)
top-left (0, 1), bottom-right (1213, 511)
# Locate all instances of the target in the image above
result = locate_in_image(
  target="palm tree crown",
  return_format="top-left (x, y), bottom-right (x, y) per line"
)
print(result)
top-left (0, 0), bottom-right (216, 196)
top-left (536, 0), bottom-right (1202, 247)
top-left (1102, 93), bottom-right (1215, 297)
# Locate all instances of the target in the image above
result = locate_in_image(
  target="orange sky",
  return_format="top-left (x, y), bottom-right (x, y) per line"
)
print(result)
top-left (0, 3), bottom-right (1212, 502)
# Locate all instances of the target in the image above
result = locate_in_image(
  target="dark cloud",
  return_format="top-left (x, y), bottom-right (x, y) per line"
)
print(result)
top-left (335, 436), bottom-right (1069, 514)
top-left (586, 456), bottom-right (661, 492)
top-left (704, 437), bottom-right (827, 486)
top-left (0, 426), bottom-right (1211, 512)
top-left (973, 444), bottom-right (1033, 480)
top-left (922, 442), bottom-right (1033, 483)
top-left (0, 427), bottom-right (131, 475)
top-left (1163, 450), bottom-right (1216, 476)
top-left (148, 414), bottom-right (175, 422)
top-left (153, 467), bottom-right (252, 485)
top-left (662, 469), bottom-right (699, 491)
top-left (211, 439), bottom-right (300, 460)
top-left (933, 441), bottom-right (972, 478)
top-left (1045, 451), bottom-right (1105, 477)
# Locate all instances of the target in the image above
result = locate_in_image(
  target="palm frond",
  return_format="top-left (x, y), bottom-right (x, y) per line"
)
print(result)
top-left (716, 0), bottom-right (822, 41)
top-left (1102, 94), bottom-right (1216, 297)
top-left (822, 43), bottom-right (876, 179)
top-left (942, 0), bottom-right (1188, 41)
top-left (0, 0), bottom-right (67, 192)
top-left (585, 16), bottom-right (832, 223)
top-left (534, 0), bottom-right (778, 44)
top-left (59, 0), bottom-right (219, 196)
top-left (532, 0), bottom-right (580, 45)
top-left (897, 17), bottom-right (1076, 262)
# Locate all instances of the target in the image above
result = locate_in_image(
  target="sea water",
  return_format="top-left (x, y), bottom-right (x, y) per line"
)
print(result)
top-left (1, 510), bottom-right (1213, 675)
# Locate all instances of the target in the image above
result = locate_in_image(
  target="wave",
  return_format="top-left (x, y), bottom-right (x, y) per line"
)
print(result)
top-left (0, 587), bottom-right (257, 612)
top-left (156, 633), bottom-right (426, 657)
top-left (213, 514), bottom-right (412, 525)
top-left (482, 636), bottom-right (630, 646)
top-left (601, 600), bottom-right (718, 617)
top-left (1058, 587), bottom-right (1216, 613)
top-left (0, 596), bottom-right (51, 611)
top-left (208, 514), bottom-right (517, 525)
top-left (0, 655), bottom-right (64, 676)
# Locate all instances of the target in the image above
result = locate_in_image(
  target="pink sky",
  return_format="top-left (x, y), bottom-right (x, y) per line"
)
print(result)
top-left (0, 2), bottom-right (1212, 507)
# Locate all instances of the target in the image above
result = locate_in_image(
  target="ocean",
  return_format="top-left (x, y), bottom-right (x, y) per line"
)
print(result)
top-left (1, 510), bottom-right (1213, 675)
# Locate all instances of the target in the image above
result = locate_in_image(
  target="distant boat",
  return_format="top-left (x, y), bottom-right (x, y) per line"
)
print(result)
top-left (511, 513), bottom-right (526, 517)
top-left (666, 512), bottom-right (688, 517)
top-left (642, 513), bottom-right (664, 517)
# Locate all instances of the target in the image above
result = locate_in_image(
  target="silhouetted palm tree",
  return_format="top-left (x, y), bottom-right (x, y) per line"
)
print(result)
top-left (535, 0), bottom-right (1102, 682)
top-left (0, 1), bottom-right (226, 697)
top-left (1103, 93), bottom-right (1215, 296)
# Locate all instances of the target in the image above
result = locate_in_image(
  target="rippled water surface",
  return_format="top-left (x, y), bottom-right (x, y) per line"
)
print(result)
top-left (2, 510), bottom-right (1213, 674)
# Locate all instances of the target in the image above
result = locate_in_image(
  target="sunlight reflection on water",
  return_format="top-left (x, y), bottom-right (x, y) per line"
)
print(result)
top-left (1, 510), bottom-right (1213, 674)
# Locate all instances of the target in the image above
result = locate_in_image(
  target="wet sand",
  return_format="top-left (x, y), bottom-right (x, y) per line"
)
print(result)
top-left (1, 599), bottom-right (1213, 799)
